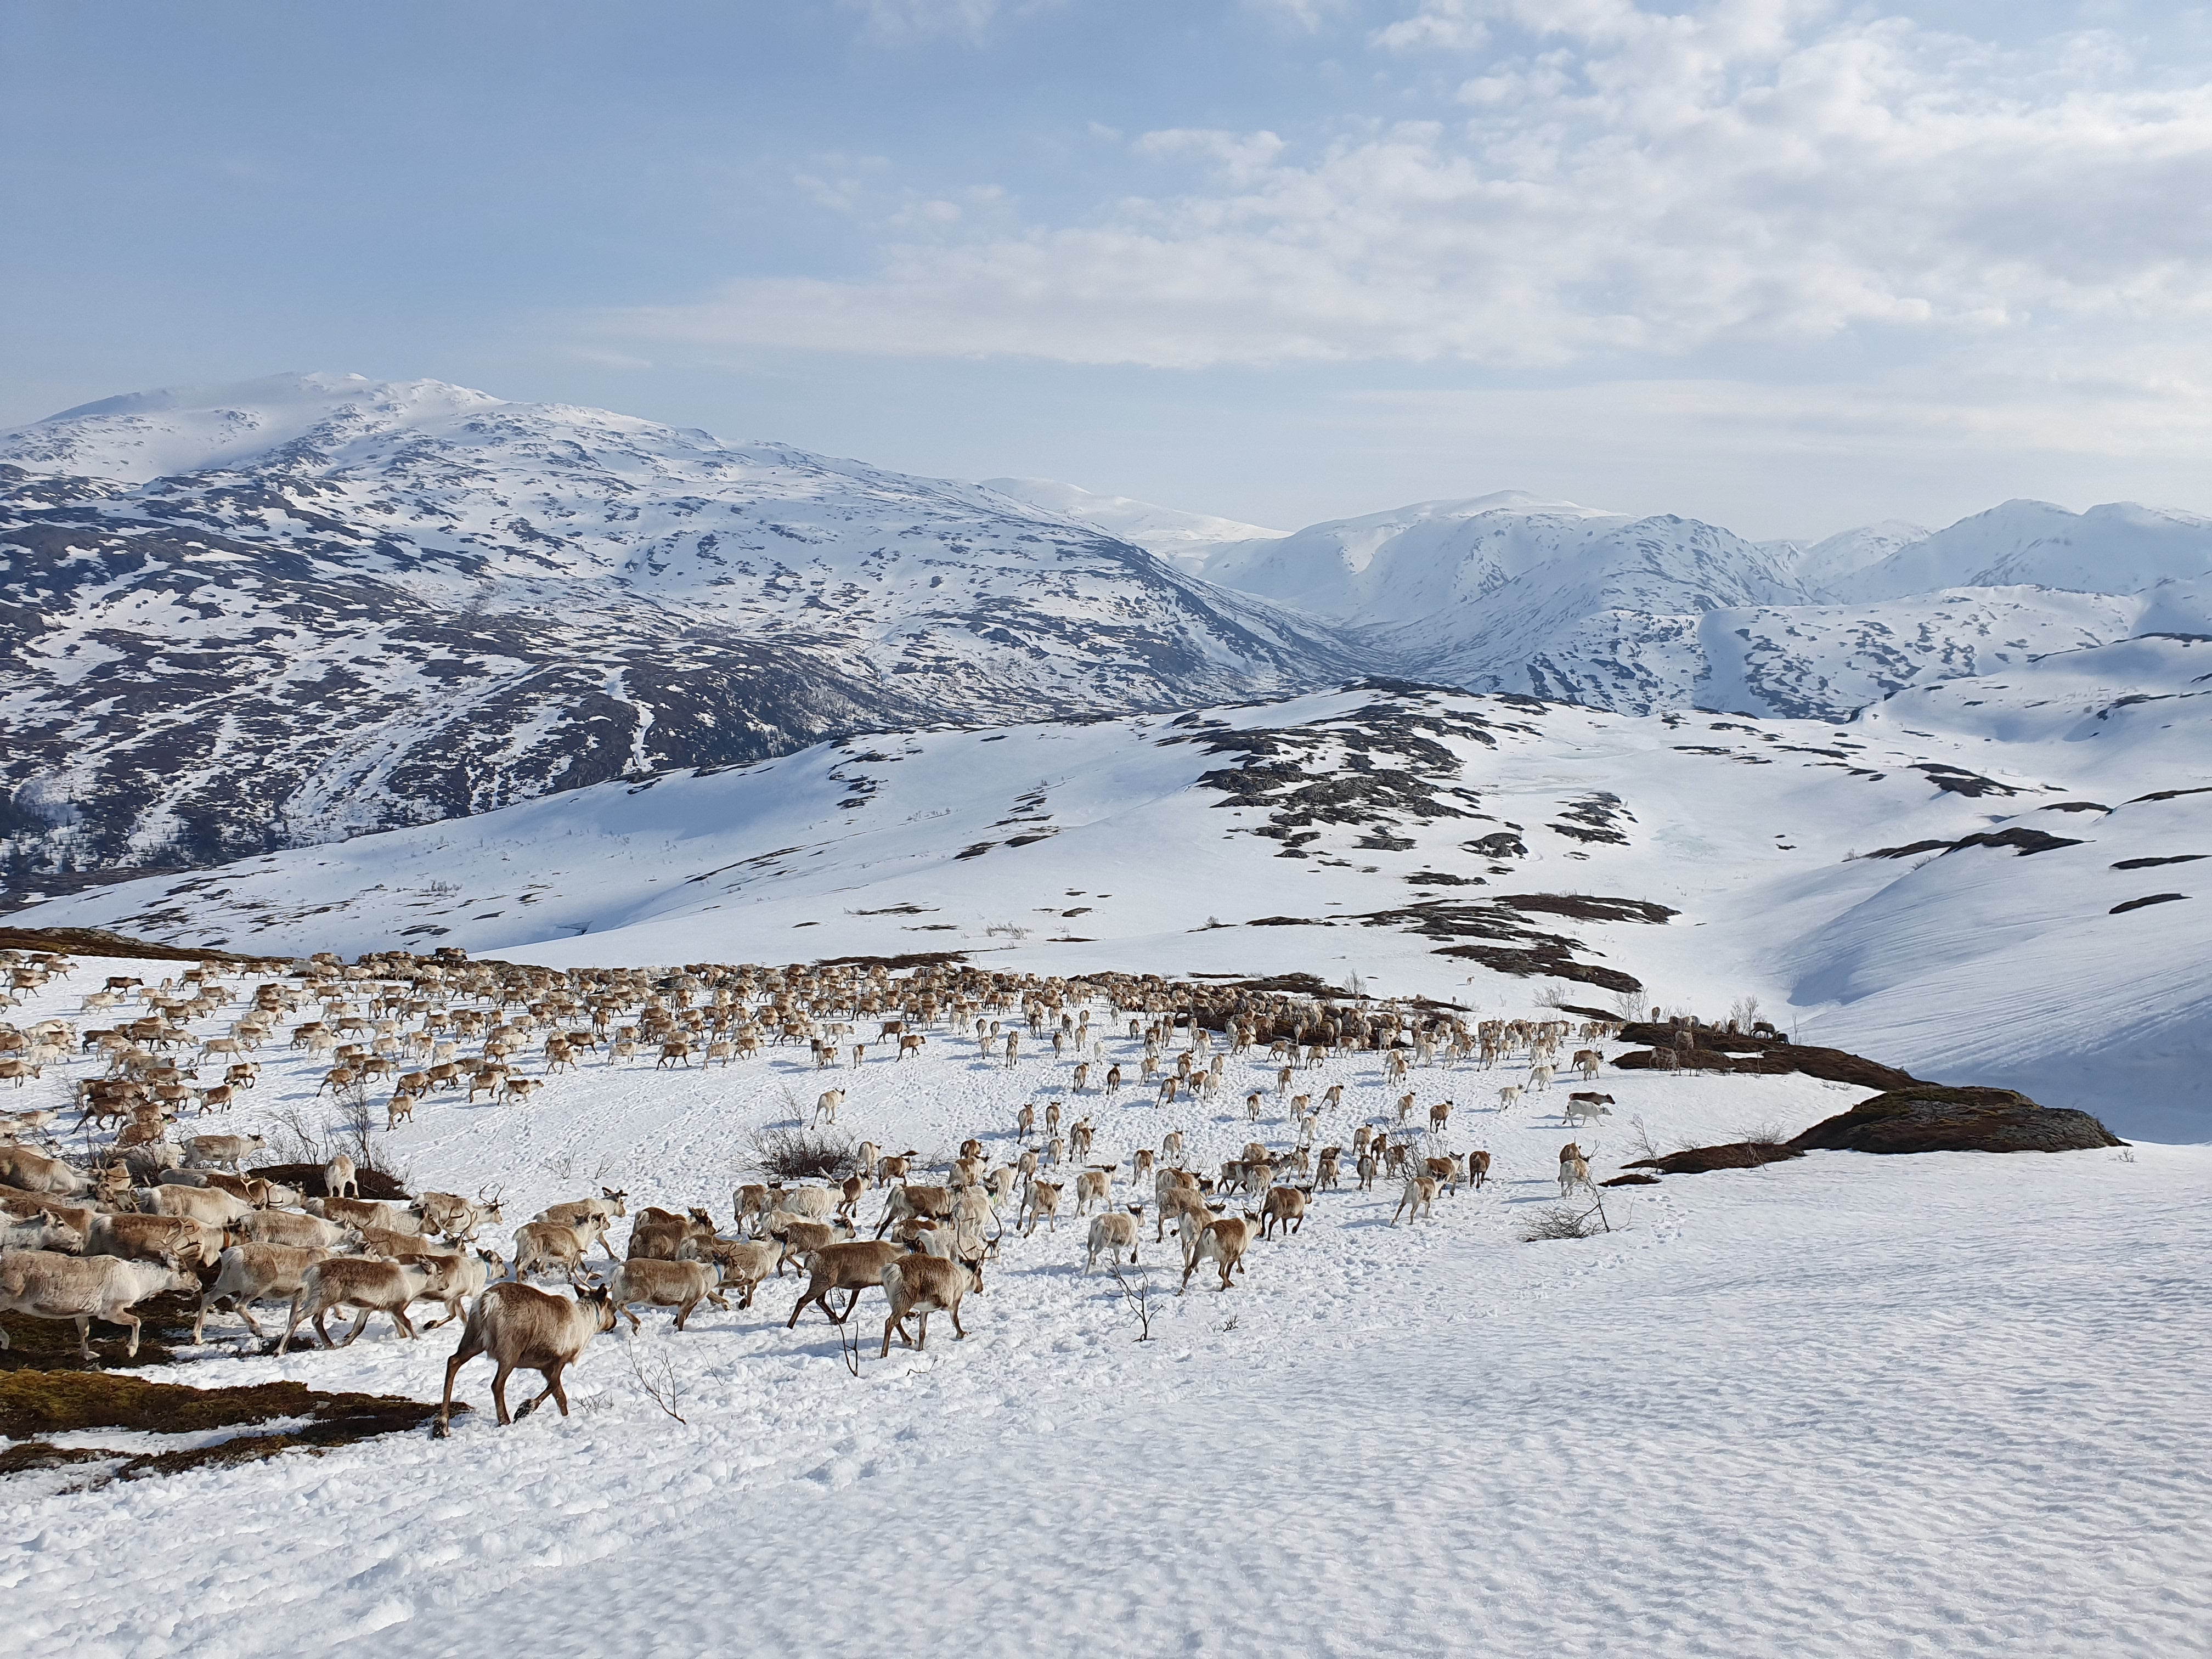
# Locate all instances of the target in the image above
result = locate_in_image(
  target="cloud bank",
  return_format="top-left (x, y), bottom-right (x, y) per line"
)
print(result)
top-left (606, 1), bottom-right (2212, 383)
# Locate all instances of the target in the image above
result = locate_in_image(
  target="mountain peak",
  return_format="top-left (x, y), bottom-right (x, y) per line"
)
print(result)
top-left (9, 372), bottom-right (507, 483)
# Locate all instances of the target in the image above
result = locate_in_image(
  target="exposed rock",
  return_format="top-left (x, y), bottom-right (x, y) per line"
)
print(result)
top-left (1609, 1024), bottom-right (1919, 1091)
top-left (2110, 893), bottom-right (2188, 915)
top-left (1625, 1142), bottom-right (1804, 1176)
top-left (1786, 1085), bottom-right (2124, 1154)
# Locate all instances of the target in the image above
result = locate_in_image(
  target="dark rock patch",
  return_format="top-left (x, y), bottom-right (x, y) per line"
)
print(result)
top-left (2110, 893), bottom-right (2188, 915)
top-left (1865, 827), bottom-right (2083, 860)
top-left (1626, 1141), bottom-right (1805, 1176)
top-left (1914, 763), bottom-right (2017, 798)
top-left (1787, 1084), bottom-right (2123, 1154)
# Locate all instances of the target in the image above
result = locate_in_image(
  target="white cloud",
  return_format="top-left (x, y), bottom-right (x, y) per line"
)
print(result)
top-left (606, 2), bottom-right (2212, 388)
top-left (1372, 1), bottom-right (1491, 52)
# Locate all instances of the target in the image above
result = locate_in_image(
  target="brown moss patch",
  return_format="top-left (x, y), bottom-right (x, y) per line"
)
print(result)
top-left (248, 1163), bottom-right (410, 1201)
top-left (1626, 1142), bottom-right (1805, 1176)
top-left (0, 1370), bottom-right (457, 1488)
top-left (0, 926), bottom-right (258, 963)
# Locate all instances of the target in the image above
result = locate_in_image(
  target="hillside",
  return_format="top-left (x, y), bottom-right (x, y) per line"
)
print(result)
top-left (6, 374), bottom-right (2208, 896)
top-left (27, 648), bottom-right (2210, 1141)
top-left (0, 376), bottom-right (1348, 877)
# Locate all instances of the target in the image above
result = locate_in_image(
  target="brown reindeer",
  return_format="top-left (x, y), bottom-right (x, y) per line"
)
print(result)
top-left (435, 1281), bottom-right (618, 1435)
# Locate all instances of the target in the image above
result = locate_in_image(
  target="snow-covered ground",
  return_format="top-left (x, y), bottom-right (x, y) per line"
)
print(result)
top-left (2, 957), bottom-right (2206, 1657)
top-left (27, 646), bottom-right (2211, 1141)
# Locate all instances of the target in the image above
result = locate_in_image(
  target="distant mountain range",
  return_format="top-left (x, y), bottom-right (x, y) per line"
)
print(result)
top-left (996, 478), bottom-right (2212, 718)
top-left (4, 371), bottom-right (2207, 884)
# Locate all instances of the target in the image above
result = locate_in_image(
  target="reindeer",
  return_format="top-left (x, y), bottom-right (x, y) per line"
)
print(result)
top-left (1180, 1209), bottom-right (1258, 1293)
top-left (0, 1252), bottom-right (198, 1359)
top-left (1393, 1175), bottom-right (1441, 1224)
top-left (1559, 1143), bottom-right (1592, 1197)
top-left (511, 1214), bottom-right (613, 1278)
top-left (278, 1257), bottom-right (444, 1353)
top-left (786, 1239), bottom-right (905, 1328)
top-left (435, 1280), bottom-right (619, 1435)
top-left (1261, 1186), bottom-right (1309, 1239)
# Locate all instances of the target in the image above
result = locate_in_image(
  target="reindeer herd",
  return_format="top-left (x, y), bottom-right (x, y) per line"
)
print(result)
top-left (0, 943), bottom-right (1631, 1433)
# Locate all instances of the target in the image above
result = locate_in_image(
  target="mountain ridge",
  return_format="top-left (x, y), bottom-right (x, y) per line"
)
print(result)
top-left (6, 370), bottom-right (2208, 888)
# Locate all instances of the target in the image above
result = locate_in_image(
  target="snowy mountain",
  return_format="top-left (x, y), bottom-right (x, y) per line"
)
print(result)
top-left (0, 374), bottom-right (1350, 877)
top-left (1181, 493), bottom-right (2210, 720)
top-left (1835, 499), bottom-right (2212, 601)
top-left (6, 371), bottom-right (2208, 890)
top-left (1762, 520), bottom-right (1931, 597)
top-left (978, 476), bottom-right (1285, 567)
top-left (28, 651), bottom-right (2211, 1138)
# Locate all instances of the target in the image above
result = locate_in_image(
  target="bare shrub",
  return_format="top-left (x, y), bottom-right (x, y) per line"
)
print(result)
top-left (1727, 995), bottom-right (1762, 1032)
top-left (334, 1091), bottom-right (410, 1189)
top-left (1534, 984), bottom-right (1570, 1010)
top-left (747, 1126), bottom-right (857, 1183)
top-left (1107, 1264), bottom-right (1160, 1342)
top-left (1625, 1114), bottom-right (1661, 1161)
top-left (624, 1337), bottom-right (688, 1424)
top-left (1609, 988), bottom-right (1648, 1021)
top-left (1738, 1119), bottom-right (1787, 1150)
top-left (834, 1312), bottom-right (864, 1377)
top-left (1520, 1204), bottom-right (1603, 1242)
top-left (258, 1102), bottom-right (326, 1167)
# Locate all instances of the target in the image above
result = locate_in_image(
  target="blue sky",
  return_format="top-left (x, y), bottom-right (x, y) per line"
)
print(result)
top-left (4, 0), bottom-right (2210, 538)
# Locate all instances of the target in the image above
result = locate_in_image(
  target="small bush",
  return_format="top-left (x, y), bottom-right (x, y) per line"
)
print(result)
top-left (1520, 1204), bottom-right (1603, 1243)
top-left (747, 1126), bottom-right (858, 1183)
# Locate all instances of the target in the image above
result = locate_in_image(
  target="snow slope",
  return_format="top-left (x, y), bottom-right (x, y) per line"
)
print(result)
top-left (979, 475), bottom-right (1285, 566)
top-left (26, 656), bottom-right (2211, 1140)
top-left (1, 957), bottom-right (2205, 1657)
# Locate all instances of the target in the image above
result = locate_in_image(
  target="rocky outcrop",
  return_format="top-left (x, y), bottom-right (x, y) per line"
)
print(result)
top-left (1785, 1085), bottom-right (2124, 1154)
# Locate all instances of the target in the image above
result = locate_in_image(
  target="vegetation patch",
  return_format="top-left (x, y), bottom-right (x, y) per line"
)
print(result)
top-left (1626, 1141), bottom-right (1805, 1176)
top-left (0, 925), bottom-right (259, 963)
top-left (0, 1290), bottom-right (204, 1372)
top-left (248, 1162), bottom-right (410, 1201)
top-left (748, 1126), bottom-right (860, 1183)
top-left (0, 1371), bottom-right (454, 1488)
top-left (1607, 1023), bottom-right (1920, 1091)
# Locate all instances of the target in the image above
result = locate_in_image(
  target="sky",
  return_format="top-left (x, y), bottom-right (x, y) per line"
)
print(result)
top-left (3, 0), bottom-right (2210, 540)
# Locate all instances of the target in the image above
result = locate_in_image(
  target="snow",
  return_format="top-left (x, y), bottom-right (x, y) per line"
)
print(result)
top-left (978, 476), bottom-right (1287, 566)
top-left (1836, 500), bottom-right (2212, 602)
top-left (24, 653), bottom-right (2210, 1141)
top-left (2, 957), bottom-right (2206, 1657)
top-left (7, 373), bottom-right (2208, 1652)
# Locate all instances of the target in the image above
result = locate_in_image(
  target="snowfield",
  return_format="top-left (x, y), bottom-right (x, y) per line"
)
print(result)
top-left (29, 653), bottom-right (2212, 1141)
top-left (0, 957), bottom-right (2207, 1658)
top-left (5, 371), bottom-right (2209, 1657)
